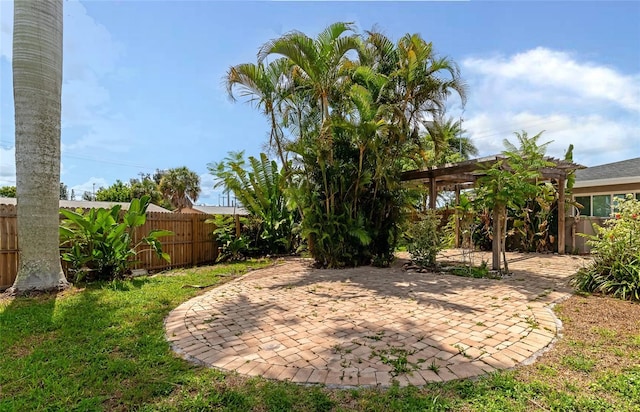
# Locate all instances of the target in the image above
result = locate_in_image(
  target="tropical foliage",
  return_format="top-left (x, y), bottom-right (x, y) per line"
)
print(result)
top-left (158, 166), bottom-right (201, 211)
top-left (95, 179), bottom-right (132, 202)
top-left (130, 173), bottom-right (164, 206)
top-left (0, 186), bottom-right (16, 197)
top-left (422, 116), bottom-right (478, 166)
top-left (573, 195), bottom-right (640, 301)
top-left (406, 211), bottom-right (445, 267)
top-left (209, 151), bottom-right (297, 255)
top-left (82, 174), bottom-right (168, 208)
top-left (474, 131), bottom-right (572, 271)
top-left (208, 214), bottom-right (250, 262)
top-left (227, 22), bottom-right (466, 267)
top-left (59, 195), bottom-right (172, 281)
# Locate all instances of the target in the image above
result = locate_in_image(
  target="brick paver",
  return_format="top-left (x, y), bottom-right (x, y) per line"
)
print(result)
top-left (165, 250), bottom-right (589, 387)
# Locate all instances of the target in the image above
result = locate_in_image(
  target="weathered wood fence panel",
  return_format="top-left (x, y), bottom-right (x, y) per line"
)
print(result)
top-left (0, 204), bottom-right (18, 290)
top-left (0, 208), bottom-right (218, 290)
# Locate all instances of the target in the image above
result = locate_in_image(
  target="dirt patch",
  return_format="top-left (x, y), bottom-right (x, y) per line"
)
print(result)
top-left (515, 294), bottom-right (640, 402)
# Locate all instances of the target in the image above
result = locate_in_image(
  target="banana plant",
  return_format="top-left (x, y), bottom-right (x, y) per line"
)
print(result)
top-left (59, 195), bottom-right (173, 281)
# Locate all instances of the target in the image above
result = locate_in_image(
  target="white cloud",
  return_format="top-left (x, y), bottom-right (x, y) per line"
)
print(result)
top-left (199, 173), bottom-right (216, 198)
top-left (64, 1), bottom-right (123, 80)
top-left (0, 146), bottom-right (16, 186)
top-left (464, 47), bottom-right (640, 114)
top-left (462, 47), bottom-right (640, 167)
top-left (3, 0), bottom-right (130, 155)
top-left (466, 111), bottom-right (638, 167)
top-left (59, 1), bottom-right (130, 155)
top-left (0, 2), bottom-right (11, 62)
top-left (197, 172), bottom-right (226, 206)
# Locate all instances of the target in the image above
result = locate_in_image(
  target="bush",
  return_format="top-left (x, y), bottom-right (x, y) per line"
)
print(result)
top-left (572, 195), bottom-right (640, 301)
top-left (208, 214), bottom-right (250, 262)
top-left (59, 196), bottom-right (173, 281)
top-left (406, 211), bottom-right (444, 268)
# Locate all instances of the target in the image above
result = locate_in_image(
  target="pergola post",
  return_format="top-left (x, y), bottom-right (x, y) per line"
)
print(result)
top-left (429, 178), bottom-right (437, 209)
top-left (235, 214), bottom-right (241, 238)
top-left (558, 177), bottom-right (565, 254)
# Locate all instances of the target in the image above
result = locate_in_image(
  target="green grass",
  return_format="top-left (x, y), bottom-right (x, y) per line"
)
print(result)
top-left (561, 355), bottom-right (595, 372)
top-left (1, 262), bottom-right (639, 411)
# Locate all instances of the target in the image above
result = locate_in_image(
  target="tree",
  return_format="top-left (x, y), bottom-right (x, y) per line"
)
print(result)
top-left (158, 167), bottom-right (201, 211)
top-left (231, 23), bottom-right (466, 267)
top-left (70, 189), bottom-right (75, 200)
top-left (8, 0), bottom-right (69, 294)
top-left (209, 151), bottom-right (296, 254)
top-left (476, 131), bottom-right (555, 272)
top-left (95, 180), bottom-right (132, 202)
top-left (59, 182), bottom-right (69, 200)
top-left (226, 59), bottom-right (292, 167)
top-left (0, 186), bottom-right (17, 197)
top-left (423, 117), bottom-right (478, 166)
top-left (258, 22), bottom-right (361, 165)
top-left (130, 173), bottom-right (163, 205)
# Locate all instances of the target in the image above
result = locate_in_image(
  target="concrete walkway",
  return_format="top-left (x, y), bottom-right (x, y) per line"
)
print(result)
top-left (165, 250), bottom-right (590, 387)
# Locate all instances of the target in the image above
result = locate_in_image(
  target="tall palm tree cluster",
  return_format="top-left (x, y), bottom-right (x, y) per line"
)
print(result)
top-left (226, 22), bottom-right (467, 268)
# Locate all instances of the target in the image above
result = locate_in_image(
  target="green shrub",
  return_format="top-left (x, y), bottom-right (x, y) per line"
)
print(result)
top-left (406, 211), bottom-right (444, 267)
top-left (450, 261), bottom-right (494, 278)
top-left (59, 195), bottom-right (173, 281)
top-left (209, 152), bottom-right (299, 257)
top-left (208, 214), bottom-right (250, 262)
top-left (572, 195), bottom-right (640, 300)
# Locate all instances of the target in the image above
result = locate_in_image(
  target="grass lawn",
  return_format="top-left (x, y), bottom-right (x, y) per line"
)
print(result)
top-left (1, 260), bottom-right (639, 411)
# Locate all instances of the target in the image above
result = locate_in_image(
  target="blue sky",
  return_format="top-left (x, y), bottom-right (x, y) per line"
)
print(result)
top-left (1, 1), bottom-right (639, 205)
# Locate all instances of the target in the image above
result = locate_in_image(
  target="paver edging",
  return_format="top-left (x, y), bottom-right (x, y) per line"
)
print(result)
top-left (518, 292), bottom-right (572, 367)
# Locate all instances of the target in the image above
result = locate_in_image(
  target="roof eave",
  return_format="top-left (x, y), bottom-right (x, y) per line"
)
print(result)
top-left (574, 176), bottom-right (640, 188)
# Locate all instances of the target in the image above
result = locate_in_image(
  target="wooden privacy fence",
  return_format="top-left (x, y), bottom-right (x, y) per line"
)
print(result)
top-left (0, 205), bottom-right (219, 290)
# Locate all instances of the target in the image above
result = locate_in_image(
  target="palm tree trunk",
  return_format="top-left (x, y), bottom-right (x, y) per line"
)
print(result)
top-left (9, 0), bottom-right (69, 294)
top-left (269, 109), bottom-right (288, 171)
top-left (353, 145), bottom-right (365, 217)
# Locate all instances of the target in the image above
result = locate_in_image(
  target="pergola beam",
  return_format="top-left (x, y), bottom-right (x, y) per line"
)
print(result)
top-left (402, 154), bottom-right (584, 266)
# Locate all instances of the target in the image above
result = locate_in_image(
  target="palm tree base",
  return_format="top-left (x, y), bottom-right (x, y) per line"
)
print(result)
top-left (5, 278), bottom-right (71, 297)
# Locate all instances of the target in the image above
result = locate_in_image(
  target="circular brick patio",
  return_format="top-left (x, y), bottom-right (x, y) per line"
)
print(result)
top-left (164, 251), bottom-right (588, 387)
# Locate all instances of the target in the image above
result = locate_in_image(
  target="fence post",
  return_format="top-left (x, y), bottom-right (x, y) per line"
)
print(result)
top-left (234, 214), bottom-right (241, 238)
top-left (191, 214), bottom-right (197, 266)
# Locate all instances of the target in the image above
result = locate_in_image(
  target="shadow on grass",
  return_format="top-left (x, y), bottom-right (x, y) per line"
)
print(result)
top-left (0, 277), bottom-right (195, 411)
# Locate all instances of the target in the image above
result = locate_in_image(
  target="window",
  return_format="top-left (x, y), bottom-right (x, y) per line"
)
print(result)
top-left (575, 196), bottom-right (591, 216)
top-left (592, 195), bottom-right (611, 217)
top-left (613, 194), bottom-right (628, 212)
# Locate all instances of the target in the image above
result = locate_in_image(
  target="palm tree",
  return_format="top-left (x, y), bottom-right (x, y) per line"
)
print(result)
top-left (130, 174), bottom-right (163, 205)
top-left (258, 22), bottom-right (361, 163)
top-left (227, 24), bottom-right (468, 268)
top-left (380, 32), bottom-right (467, 139)
top-left (423, 116), bottom-right (478, 165)
top-left (158, 167), bottom-right (201, 211)
top-left (9, 0), bottom-right (70, 294)
top-left (226, 59), bottom-right (292, 168)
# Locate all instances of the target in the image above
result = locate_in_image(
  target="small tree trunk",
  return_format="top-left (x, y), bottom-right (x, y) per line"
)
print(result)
top-left (491, 205), bottom-right (501, 271)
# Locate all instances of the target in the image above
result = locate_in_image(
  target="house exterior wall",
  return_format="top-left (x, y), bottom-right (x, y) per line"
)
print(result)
top-left (564, 216), bottom-right (606, 254)
top-left (567, 180), bottom-right (639, 253)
